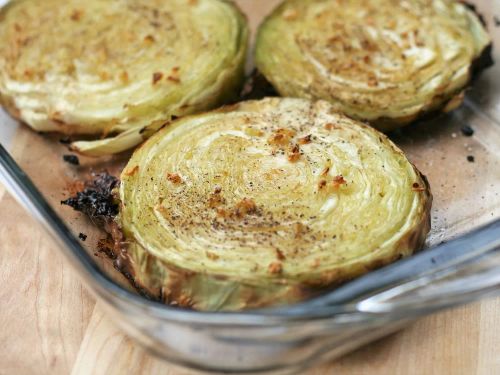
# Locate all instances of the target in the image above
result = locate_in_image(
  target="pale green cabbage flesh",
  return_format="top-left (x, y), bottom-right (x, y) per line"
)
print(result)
top-left (118, 98), bottom-right (432, 311)
top-left (0, 0), bottom-right (248, 155)
top-left (255, 0), bottom-right (491, 130)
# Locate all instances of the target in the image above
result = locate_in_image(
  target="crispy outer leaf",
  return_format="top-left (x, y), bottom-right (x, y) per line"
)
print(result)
top-left (0, 0), bottom-right (248, 155)
top-left (255, 0), bottom-right (491, 130)
top-left (118, 98), bottom-right (432, 311)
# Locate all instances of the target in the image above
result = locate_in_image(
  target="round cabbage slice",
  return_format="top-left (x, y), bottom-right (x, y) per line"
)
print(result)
top-left (0, 0), bottom-right (248, 155)
top-left (255, 0), bottom-right (491, 131)
top-left (118, 98), bottom-right (432, 311)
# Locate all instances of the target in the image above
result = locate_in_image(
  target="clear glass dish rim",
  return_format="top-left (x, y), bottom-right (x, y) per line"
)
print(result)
top-left (1, 142), bottom-right (500, 327)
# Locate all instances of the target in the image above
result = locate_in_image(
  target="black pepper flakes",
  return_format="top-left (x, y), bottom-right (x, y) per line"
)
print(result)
top-left (63, 154), bottom-right (80, 165)
top-left (467, 155), bottom-right (475, 163)
top-left (78, 233), bottom-right (87, 241)
top-left (461, 125), bottom-right (474, 137)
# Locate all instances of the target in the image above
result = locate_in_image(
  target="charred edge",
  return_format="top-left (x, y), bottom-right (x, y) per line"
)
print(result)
top-left (118, 268), bottom-right (155, 300)
top-left (97, 236), bottom-right (155, 301)
top-left (415, 168), bottom-right (433, 250)
top-left (461, 2), bottom-right (487, 27)
top-left (61, 172), bottom-right (119, 220)
top-left (384, 39), bottom-right (494, 131)
top-left (59, 137), bottom-right (72, 144)
top-left (239, 69), bottom-right (278, 101)
top-left (97, 238), bottom-right (117, 260)
top-left (258, 3), bottom-right (493, 130)
top-left (112, 247), bottom-right (155, 301)
top-left (462, 2), bottom-right (494, 73)
top-left (63, 154), bottom-right (80, 165)
top-left (63, 172), bottom-right (156, 300)
top-left (471, 43), bottom-right (494, 78)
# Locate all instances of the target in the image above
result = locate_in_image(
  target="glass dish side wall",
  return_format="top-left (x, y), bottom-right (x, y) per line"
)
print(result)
top-left (0, 0), bottom-right (499, 373)
top-left (2, 145), bottom-right (499, 374)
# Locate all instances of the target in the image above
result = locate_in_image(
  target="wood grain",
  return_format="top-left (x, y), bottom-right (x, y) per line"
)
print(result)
top-left (0, 131), bottom-right (96, 375)
top-left (1, 1), bottom-right (500, 373)
top-left (1, 161), bottom-right (499, 374)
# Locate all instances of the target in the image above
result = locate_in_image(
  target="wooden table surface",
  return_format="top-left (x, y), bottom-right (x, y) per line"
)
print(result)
top-left (0, 172), bottom-right (499, 375)
top-left (1, 1), bottom-right (500, 374)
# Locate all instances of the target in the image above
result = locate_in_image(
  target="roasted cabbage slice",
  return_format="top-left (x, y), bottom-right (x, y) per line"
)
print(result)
top-left (255, 0), bottom-right (491, 131)
top-left (117, 98), bottom-right (432, 311)
top-left (0, 0), bottom-right (248, 155)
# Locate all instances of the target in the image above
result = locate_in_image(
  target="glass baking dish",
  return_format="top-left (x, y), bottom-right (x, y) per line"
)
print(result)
top-left (1, 0), bottom-right (500, 373)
